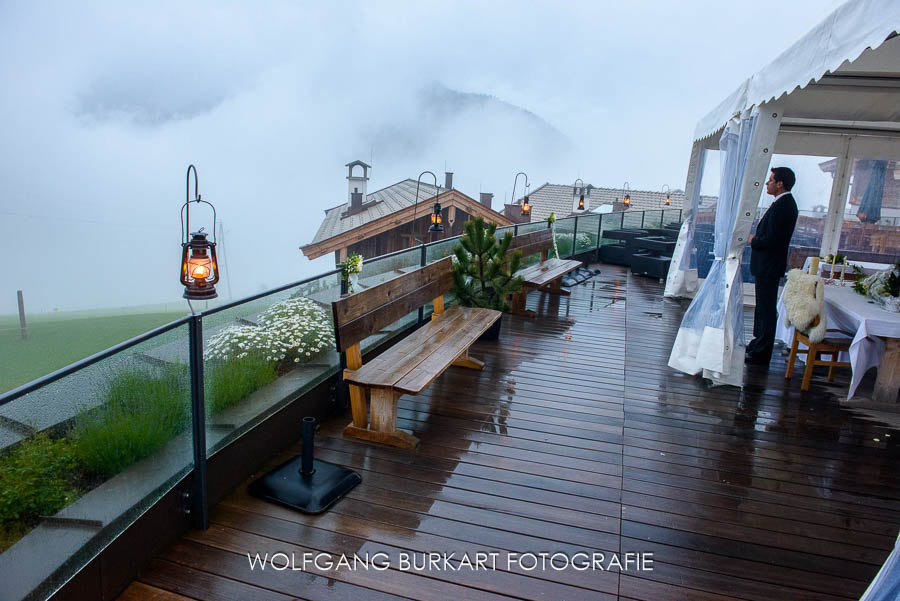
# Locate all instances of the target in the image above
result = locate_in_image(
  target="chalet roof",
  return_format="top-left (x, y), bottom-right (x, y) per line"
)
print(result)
top-left (310, 179), bottom-right (442, 245)
top-left (515, 184), bottom-right (688, 222)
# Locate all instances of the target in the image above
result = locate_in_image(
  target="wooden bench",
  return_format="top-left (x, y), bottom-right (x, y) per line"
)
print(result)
top-left (332, 256), bottom-right (500, 449)
top-left (508, 229), bottom-right (583, 317)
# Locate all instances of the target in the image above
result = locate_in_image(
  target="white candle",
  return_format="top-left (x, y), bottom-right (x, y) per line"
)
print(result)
top-left (809, 256), bottom-right (820, 275)
top-left (829, 256), bottom-right (836, 279)
top-left (840, 260), bottom-right (846, 285)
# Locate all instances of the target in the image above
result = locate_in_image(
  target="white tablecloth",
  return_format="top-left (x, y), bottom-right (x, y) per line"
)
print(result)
top-left (776, 284), bottom-right (900, 399)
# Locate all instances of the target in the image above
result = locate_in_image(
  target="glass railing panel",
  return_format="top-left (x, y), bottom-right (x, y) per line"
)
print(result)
top-left (425, 237), bottom-right (460, 264)
top-left (574, 214), bottom-right (600, 255)
top-left (622, 211), bottom-right (644, 229)
top-left (517, 221), bottom-right (549, 235)
top-left (663, 208), bottom-right (682, 226)
top-left (644, 210), bottom-right (664, 229)
top-left (553, 217), bottom-right (576, 259)
top-left (359, 248), bottom-right (422, 286)
top-left (201, 273), bottom-right (343, 456)
top-left (0, 323), bottom-right (192, 601)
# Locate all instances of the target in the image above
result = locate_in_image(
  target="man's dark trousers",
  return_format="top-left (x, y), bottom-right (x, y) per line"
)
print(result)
top-left (748, 275), bottom-right (780, 361)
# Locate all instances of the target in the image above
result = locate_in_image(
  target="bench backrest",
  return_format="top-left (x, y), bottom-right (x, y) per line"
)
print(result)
top-left (509, 228), bottom-right (552, 260)
top-left (331, 256), bottom-right (454, 352)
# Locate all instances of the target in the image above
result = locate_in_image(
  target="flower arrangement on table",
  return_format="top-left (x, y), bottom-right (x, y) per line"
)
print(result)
top-left (343, 253), bottom-right (363, 294)
top-left (547, 213), bottom-right (559, 259)
top-left (852, 261), bottom-right (900, 312)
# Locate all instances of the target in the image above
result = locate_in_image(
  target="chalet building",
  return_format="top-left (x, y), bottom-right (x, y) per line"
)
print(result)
top-left (502, 183), bottom-right (687, 223)
top-left (301, 161), bottom-right (513, 264)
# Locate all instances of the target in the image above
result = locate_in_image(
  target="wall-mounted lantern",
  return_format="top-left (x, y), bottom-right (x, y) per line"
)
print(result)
top-left (180, 165), bottom-right (219, 300)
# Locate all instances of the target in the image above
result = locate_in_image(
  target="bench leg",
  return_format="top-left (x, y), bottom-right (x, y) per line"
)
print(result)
top-left (543, 278), bottom-right (571, 296)
top-left (348, 383), bottom-right (367, 429)
top-left (344, 388), bottom-right (419, 449)
top-left (511, 290), bottom-right (535, 318)
top-left (452, 350), bottom-right (484, 370)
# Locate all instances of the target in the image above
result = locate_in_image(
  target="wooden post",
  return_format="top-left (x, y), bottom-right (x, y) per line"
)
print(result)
top-left (344, 343), bottom-right (367, 428)
top-left (17, 290), bottom-right (27, 340)
top-left (873, 338), bottom-right (900, 404)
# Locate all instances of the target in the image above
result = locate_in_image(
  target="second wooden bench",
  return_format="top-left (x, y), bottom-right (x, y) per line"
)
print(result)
top-left (508, 228), bottom-right (583, 317)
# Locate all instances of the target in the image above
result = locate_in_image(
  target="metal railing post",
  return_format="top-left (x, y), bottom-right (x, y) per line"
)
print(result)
top-left (514, 224), bottom-right (518, 236)
top-left (418, 243), bottom-right (426, 325)
top-left (572, 216), bottom-right (579, 259)
top-left (641, 210), bottom-right (646, 228)
top-left (596, 213), bottom-right (604, 262)
top-left (188, 313), bottom-right (209, 530)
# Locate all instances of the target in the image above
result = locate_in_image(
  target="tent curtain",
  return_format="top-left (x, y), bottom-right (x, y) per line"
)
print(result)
top-left (664, 143), bottom-right (707, 298)
top-left (669, 110), bottom-right (759, 383)
top-left (679, 149), bottom-right (707, 273)
top-left (860, 532), bottom-right (900, 601)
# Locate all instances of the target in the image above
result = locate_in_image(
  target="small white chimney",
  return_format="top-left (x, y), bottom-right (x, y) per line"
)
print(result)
top-left (345, 160), bottom-right (371, 212)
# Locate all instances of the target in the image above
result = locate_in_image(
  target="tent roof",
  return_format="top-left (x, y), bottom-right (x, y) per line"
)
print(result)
top-left (694, 0), bottom-right (900, 141)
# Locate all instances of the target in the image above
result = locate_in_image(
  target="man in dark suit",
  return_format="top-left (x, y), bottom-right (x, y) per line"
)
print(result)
top-left (746, 167), bottom-right (799, 366)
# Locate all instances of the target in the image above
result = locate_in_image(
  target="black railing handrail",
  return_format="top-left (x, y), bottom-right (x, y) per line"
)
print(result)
top-left (2, 207), bottom-right (682, 407)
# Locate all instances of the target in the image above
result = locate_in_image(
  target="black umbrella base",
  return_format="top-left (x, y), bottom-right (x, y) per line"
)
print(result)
top-left (248, 456), bottom-right (362, 514)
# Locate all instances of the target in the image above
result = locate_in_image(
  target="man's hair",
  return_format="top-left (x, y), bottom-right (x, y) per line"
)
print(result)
top-left (770, 167), bottom-right (796, 191)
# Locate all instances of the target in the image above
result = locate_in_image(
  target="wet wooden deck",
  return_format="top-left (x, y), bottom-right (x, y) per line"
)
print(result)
top-left (119, 264), bottom-right (900, 601)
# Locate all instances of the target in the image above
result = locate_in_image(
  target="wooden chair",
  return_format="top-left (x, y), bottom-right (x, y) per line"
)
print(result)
top-left (332, 256), bottom-right (500, 449)
top-left (785, 315), bottom-right (852, 391)
top-left (507, 229), bottom-right (583, 317)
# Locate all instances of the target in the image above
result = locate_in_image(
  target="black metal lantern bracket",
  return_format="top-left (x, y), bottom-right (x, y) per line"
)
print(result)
top-left (512, 171), bottom-right (530, 216)
top-left (180, 165), bottom-right (220, 304)
top-left (411, 170), bottom-right (443, 245)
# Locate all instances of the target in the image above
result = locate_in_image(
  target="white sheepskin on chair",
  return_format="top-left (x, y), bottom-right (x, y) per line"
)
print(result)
top-left (783, 268), bottom-right (827, 343)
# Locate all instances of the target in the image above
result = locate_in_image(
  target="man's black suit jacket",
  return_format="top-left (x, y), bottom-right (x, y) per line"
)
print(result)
top-left (749, 193), bottom-right (798, 280)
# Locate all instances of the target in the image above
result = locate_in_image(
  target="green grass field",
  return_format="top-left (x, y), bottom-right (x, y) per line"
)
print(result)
top-left (0, 311), bottom-right (188, 394)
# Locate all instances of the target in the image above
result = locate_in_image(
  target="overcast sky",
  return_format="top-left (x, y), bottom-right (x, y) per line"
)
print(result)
top-left (0, 0), bottom-right (846, 314)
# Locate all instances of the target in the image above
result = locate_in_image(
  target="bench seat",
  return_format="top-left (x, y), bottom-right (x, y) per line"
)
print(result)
top-left (344, 305), bottom-right (499, 394)
top-left (515, 258), bottom-right (583, 289)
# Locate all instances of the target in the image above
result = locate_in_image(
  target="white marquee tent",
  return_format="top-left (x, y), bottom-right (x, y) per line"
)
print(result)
top-left (666, 0), bottom-right (900, 390)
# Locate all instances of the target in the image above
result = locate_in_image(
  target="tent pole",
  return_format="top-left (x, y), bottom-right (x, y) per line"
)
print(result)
top-left (820, 136), bottom-right (853, 258)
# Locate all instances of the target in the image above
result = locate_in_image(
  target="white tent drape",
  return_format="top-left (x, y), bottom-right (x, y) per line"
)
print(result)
top-left (664, 141), bottom-right (706, 298)
top-left (669, 106), bottom-right (782, 385)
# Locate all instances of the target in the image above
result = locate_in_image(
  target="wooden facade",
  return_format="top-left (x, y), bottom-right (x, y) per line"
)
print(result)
top-left (337, 206), bottom-right (477, 264)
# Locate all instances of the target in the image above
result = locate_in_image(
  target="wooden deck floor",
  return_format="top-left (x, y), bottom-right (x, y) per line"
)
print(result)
top-left (119, 265), bottom-right (900, 601)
